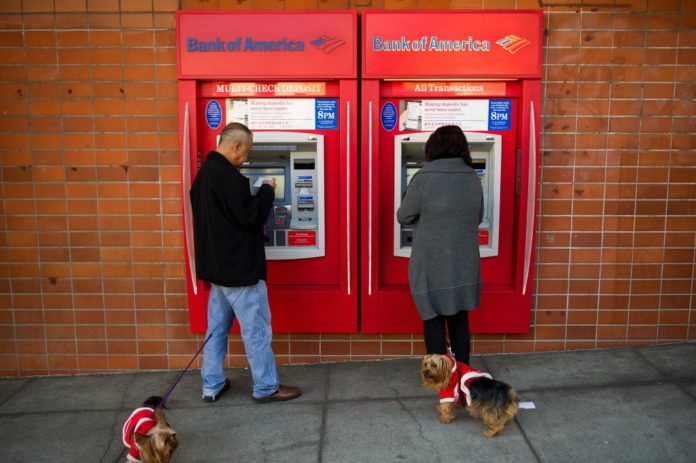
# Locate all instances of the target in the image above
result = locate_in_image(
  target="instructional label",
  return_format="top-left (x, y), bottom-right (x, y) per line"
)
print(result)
top-left (381, 102), bottom-right (397, 131)
top-left (488, 100), bottom-right (512, 131)
top-left (226, 98), bottom-right (338, 130)
top-left (478, 230), bottom-right (489, 246)
top-left (421, 99), bottom-right (488, 131)
top-left (315, 99), bottom-right (338, 130)
top-left (288, 231), bottom-right (316, 246)
top-left (205, 100), bottom-right (222, 129)
top-left (398, 99), bottom-right (512, 131)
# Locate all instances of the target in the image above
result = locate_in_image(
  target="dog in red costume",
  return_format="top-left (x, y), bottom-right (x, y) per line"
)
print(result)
top-left (421, 354), bottom-right (519, 437)
top-left (122, 396), bottom-right (178, 462)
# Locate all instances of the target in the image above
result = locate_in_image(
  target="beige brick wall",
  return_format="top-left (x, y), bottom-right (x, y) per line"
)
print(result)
top-left (0, 0), bottom-right (694, 376)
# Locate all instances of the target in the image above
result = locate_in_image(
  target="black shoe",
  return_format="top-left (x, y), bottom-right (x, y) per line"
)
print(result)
top-left (203, 378), bottom-right (230, 403)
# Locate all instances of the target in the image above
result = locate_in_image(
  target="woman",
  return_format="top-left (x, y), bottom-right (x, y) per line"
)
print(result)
top-left (397, 125), bottom-right (483, 364)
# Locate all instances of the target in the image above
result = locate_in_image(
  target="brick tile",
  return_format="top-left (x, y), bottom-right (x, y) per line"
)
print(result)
top-left (657, 325), bottom-right (688, 340)
top-left (614, 30), bottom-right (645, 49)
top-left (614, 12), bottom-right (647, 29)
top-left (283, 0), bottom-right (318, 8)
top-left (121, 0), bottom-right (154, 12)
top-left (596, 326), bottom-right (626, 340)
top-left (661, 294), bottom-right (691, 309)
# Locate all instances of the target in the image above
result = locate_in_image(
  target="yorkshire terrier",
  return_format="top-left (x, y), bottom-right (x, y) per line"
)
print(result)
top-left (122, 396), bottom-right (178, 463)
top-left (421, 354), bottom-right (519, 437)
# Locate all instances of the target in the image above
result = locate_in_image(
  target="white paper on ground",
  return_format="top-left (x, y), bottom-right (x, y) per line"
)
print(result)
top-left (519, 401), bottom-right (536, 409)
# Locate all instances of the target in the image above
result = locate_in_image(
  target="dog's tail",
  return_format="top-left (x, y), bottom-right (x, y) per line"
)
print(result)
top-left (469, 378), bottom-right (519, 410)
top-left (143, 395), bottom-right (165, 409)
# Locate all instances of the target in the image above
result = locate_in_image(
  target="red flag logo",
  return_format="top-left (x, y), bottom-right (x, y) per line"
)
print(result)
top-left (496, 35), bottom-right (531, 54)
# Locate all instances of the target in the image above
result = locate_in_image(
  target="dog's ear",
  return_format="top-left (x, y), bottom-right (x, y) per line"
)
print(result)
top-left (434, 355), bottom-right (451, 386)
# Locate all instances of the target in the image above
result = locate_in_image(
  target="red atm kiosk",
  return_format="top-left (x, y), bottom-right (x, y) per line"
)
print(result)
top-left (360, 10), bottom-right (542, 333)
top-left (177, 11), bottom-right (358, 333)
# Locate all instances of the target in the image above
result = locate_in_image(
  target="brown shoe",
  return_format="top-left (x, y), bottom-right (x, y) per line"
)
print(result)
top-left (253, 385), bottom-right (302, 404)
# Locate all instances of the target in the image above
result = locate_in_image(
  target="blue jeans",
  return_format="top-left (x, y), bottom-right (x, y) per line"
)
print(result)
top-left (201, 281), bottom-right (279, 399)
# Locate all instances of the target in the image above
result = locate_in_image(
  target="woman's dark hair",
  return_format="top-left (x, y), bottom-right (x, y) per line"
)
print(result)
top-left (424, 125), bottom-right (473, 167)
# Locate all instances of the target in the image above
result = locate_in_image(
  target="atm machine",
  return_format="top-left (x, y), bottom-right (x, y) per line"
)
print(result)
top-left (241, 132), bottom-right (325, 259)
top-left (177, 10), bottom-right (358, 334)
top-left (394, 132), bottom-right (501, 259)
top-left (361, 10), bottom-right (542, 334)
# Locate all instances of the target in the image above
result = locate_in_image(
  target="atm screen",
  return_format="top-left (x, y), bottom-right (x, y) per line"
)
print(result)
top-left (405, 167), bottom-right (420, 186)
top-left (471, 159), bottom-right (486, 170)
top-left (294, 159), bottom-right (315, 170)
top-left (241, 167), bottom-right (286, 201)
top-left (471, 158), bottom-right (486, 180)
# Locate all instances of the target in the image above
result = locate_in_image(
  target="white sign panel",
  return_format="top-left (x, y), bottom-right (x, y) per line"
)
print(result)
top-left (227, 98), bottom-right (315, 130)
top-left (420, 99), bottom-right (489, 131)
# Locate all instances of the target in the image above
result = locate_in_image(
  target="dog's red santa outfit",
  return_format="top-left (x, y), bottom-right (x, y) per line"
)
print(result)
top-left (122, 407), bottom-right (157, 462)
top-left (438, 354), bottom-right (492, 406)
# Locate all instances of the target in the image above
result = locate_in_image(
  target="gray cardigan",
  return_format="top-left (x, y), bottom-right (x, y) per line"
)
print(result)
top-left (396, 157), bottom-right (484, 320)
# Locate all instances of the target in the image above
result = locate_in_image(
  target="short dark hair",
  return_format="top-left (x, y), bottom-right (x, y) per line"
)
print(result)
top-left (219, 122), bottom-right (252, 146)
top-left (424, 125), bottom-right (473, 166)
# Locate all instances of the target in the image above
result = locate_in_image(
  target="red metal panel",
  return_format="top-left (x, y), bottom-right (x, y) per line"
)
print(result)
top-left (360, 79), bottom-right (381, 333)
top-left (179, 79), bottom-right (208, 333)
top-left (181, 80), bottom-right (358, 333)
top-left (177, 10), bottom-right (357, 80)
top-left (362, 10), bottom-right (543, 79)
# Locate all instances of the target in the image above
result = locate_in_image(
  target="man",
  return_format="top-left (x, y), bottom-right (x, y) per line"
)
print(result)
top-left (190, 122), bottom-right (301, 404)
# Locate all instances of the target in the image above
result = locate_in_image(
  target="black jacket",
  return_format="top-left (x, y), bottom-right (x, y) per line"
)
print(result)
top-left (190, 151), bottom-right (274, 287)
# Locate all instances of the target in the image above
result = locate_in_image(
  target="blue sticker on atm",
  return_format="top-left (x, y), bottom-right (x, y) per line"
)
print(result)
top-left (381, 102), bottom-right (397, 131)
top-left (315, 99), bottom-right (337, 130)
top-left (488, 100), bottom-right (512, 131)
top-left (206, 100), bottom-right (222, 129)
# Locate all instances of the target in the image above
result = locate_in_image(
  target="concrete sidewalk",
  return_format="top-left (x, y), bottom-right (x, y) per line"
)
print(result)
top-left (1, 342), bottom-right (694, 462)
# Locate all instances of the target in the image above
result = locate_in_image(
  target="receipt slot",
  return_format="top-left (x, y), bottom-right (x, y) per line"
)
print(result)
top-left (361, 10), bottom-right (542, 334)
top-left (394, 132), bottom-right (501, 259)
top-left (178, 10), bottom-right (358, 334)
top-left (241, 132), bottom-right (325, 259)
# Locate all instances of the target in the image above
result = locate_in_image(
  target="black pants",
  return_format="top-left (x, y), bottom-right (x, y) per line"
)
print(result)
top-left (423, 311), bottom-right (470, 365)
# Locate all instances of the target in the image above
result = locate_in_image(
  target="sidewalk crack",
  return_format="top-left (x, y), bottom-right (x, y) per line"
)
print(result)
top-left (395, 397), bottom-right (440, 462)
top-left (317, 364), bottom-right (331, 463)
top-left (102, 373), bottom-right (139, 463)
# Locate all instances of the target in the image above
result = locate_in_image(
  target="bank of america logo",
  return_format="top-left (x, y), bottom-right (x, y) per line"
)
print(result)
top-left (496, 35), bottom-right (531, 54)
top-left (310, 35), bottom-right (346, 53)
